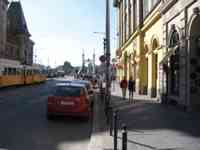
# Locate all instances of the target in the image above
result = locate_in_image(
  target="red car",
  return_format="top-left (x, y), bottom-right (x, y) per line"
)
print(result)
top-left (47, 83), bottom-right (91, 120)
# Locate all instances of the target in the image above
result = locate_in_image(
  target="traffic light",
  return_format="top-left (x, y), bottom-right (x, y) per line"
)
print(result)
top-left (103, 38), bottom-right (107, 50)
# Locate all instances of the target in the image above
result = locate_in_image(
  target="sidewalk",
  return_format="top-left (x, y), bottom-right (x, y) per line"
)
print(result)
top-left (89, 83), bottom-right (200, 150)
top-left (110, 81), bottom-right (157, 102)
top-left (88, 93), bottom-right (113, 150)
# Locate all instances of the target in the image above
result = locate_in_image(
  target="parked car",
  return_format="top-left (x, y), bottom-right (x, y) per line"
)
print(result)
top-left (72, 80), bottom-right (94, 108)
top-left (47, 83), bottom-right (91, 120)
top-left (72, 80), bottom-right (93, 95)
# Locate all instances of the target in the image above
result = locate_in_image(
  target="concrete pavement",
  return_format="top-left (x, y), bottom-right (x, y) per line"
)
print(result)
top-left (89, 81), bottom-right (200, 150)
top-left (88, 93), bottom-right (113, 150)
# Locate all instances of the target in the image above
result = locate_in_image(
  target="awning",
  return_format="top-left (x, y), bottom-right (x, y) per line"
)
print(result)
top-left (159, 45), bottom-right (178, 64)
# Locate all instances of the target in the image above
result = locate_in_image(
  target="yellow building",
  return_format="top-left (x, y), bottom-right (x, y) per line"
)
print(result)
top-left (114, 0), bottom-right (164, 99)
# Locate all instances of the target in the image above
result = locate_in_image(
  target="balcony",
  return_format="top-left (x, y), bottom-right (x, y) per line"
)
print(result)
top-left (160, 0), bottom-right (178, 14)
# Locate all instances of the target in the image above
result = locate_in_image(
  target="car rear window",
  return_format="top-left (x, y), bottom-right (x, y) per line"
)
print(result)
top-left (76, 82), bottom-right (91, 90)
top-left (54, 86), bottom-right (81, 97)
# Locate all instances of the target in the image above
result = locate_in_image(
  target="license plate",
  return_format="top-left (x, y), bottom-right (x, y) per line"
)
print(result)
top-left (61, 101), bottom-right (74, 106)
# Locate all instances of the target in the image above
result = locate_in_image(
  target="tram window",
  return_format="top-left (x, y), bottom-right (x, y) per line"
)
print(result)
top-left (19, 69), bottom-right (22, 75)
top-left (13, 68), bottom-right (17, 75)
top-left (17, 69), bottom-right (21, 75)
top-left (8, 68), bottom-right (12, 75)
top-left (3, 68), bottom-right (7, 75)
top-left (16, 69), bottom-right (19, 75)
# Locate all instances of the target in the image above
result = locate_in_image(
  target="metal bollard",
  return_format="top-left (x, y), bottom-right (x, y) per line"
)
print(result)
top-left (122, 124), bottom-right (127, 150)
top-left (109, 106), bottom-right (113, 136)
top-left (113, 110), bottom-right (118, 150)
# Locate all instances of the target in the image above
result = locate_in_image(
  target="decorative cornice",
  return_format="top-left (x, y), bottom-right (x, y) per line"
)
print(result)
top-left (118, 29), bottom-right (140, 53)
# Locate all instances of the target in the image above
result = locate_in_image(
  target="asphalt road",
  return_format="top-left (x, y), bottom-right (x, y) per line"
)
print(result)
top-left (0, 78), bottom-right (92, 150)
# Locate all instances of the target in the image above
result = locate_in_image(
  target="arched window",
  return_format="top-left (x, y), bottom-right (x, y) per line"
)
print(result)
top-left (169, 30), bottom-right (180, 95)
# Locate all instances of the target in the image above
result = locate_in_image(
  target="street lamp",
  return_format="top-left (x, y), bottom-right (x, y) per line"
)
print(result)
top-left (105, 0), bottom-right (111, 110)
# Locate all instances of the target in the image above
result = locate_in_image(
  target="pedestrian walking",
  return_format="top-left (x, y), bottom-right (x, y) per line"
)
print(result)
top-left (112, 75), bottom-right (116, 91)
top-left (120, 77), bottom-right (128, 100)
top-left (128, 76), bottom-right (135, 103)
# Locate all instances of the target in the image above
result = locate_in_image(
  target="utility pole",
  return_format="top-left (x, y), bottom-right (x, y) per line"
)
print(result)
top-left (82, 49), bottom-right (85, 74)
top-left (93, 49), bottom-right (96, 75)
top-left (105, 0), bottom-right (111, 107)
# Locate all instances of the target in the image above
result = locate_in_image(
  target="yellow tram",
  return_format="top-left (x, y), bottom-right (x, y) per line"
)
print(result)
top-left (0, 59), bottom-right (46, 88)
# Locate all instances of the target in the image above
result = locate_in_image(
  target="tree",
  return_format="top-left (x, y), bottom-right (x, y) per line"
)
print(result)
top-left (63, 61), bottom-right (73, 74)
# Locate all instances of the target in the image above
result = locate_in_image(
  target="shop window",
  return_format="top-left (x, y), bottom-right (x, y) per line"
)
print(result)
top-left (169, 30), bottom-right (180, 96)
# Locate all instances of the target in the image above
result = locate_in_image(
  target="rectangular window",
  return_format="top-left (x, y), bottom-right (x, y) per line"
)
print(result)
top-left (125, 13), bottom-right (128, 40)
top-left (170, 49), bottom-right (180, 96)
top-left (143, 0), bottom-right (159, 19)
top-left (143, 0), bottom-right (149, 18)
top-left (133, 0), bottom-right (137, 32)
top-left (152, 0), bottom-right (159, 6)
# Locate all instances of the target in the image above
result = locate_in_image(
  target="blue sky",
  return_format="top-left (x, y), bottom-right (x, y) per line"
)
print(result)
top-left (19, 0), bottom-right (118, 67)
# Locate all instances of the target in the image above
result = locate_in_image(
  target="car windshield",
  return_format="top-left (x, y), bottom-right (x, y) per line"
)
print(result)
top-left (54, 86), bottom-right (81, 97)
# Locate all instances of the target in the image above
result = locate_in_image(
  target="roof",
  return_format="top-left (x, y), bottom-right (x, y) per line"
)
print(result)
top-left (73, 80), bottom-right (91, 84)
top-left (7, 1), bottom-right (30, 35)
top-left (55, 83), bottom-right (86, 88)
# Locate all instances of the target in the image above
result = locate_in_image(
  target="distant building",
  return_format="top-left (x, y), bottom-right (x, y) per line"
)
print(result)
top-left (6, 1), bottom-right (34, 65)
top-left (0, 0), bottom-right (9, 58)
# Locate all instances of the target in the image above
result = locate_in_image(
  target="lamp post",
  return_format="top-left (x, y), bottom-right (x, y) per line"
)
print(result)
top-left (105, 0), bottom-right (111, 108)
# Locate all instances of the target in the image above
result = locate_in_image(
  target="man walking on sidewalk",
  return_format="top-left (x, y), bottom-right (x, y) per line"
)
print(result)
top-left (120, 76), bottom-right (127, 100)
top-left (128, 76), bottom-right (135, 103)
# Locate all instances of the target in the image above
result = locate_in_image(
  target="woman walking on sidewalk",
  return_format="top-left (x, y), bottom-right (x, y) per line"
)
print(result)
top-left (128, 76), bottom-right (135, 103)
top-left (120, 77), bottom-right (127, 100)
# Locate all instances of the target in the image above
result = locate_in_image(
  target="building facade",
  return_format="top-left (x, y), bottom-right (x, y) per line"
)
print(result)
top-left (114, 0), bottom-right (164, 98)
top-left (0, 1), bottom-right (34, 66)
top-left (0, 0), bottom-right (8, 58)
top-left (6, 1), bottom-right (34, 65)
top-left (160, 0), bottom-right (200, 110)
top-left (114, 0), bottom-right (200, 110)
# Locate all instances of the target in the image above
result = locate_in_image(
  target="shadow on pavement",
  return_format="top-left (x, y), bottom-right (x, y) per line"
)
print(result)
top-left (110, 95), bottom-right (200, 138)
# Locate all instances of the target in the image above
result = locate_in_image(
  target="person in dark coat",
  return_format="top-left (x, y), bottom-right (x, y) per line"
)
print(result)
top-left (120, 76), bottom-right (128, 100)
top-left (128, 76), bottom-right (135, 103)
